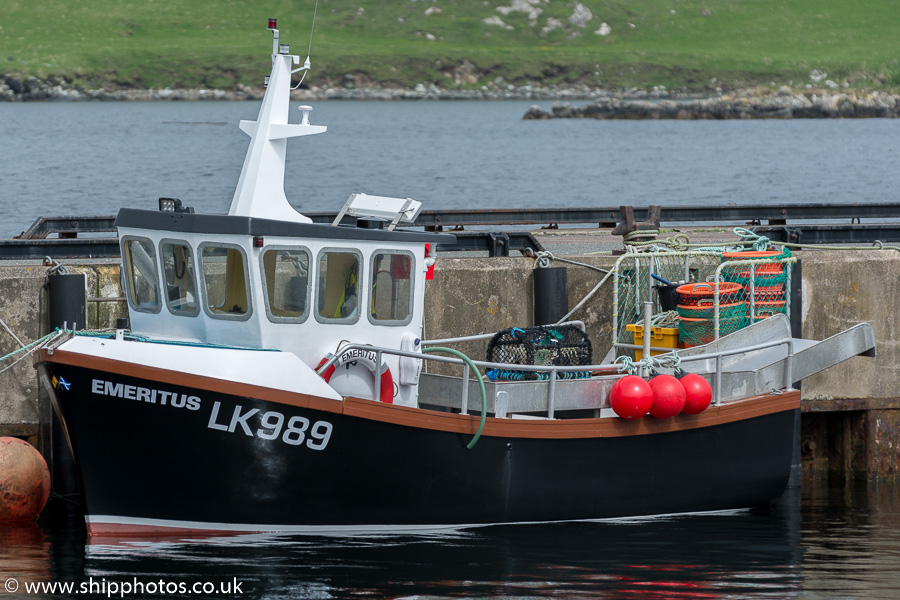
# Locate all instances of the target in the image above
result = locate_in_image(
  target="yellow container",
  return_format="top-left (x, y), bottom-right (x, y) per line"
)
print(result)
top-left (626, 324), bottom-right (683, 360)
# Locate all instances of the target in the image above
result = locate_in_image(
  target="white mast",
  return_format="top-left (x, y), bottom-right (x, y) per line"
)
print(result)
top-left (228, 19), bottom-right (326, 223)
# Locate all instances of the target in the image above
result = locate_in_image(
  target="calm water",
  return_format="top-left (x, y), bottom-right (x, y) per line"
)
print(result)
top-left (0, 484), bottom-right (898, 599)
top-left (1, 101), bottom-right (900, 237)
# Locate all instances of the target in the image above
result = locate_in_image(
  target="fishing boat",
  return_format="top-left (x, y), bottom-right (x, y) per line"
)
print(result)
top-left (34, 21), bottom-right (876, 536)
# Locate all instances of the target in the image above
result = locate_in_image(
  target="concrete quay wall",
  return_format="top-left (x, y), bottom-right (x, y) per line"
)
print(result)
top-left (1, 250), bottom-right (896, 481)
top-left (0, 262), bottom-right (126, 450)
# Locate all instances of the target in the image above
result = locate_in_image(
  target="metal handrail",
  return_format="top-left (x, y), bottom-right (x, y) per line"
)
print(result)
top-left (315, 334), bottom-right (796, 416)
top-left (307, 202), bottom-right (900, 228)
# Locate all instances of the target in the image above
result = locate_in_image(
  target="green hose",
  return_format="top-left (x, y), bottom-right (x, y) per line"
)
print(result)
top-left (422, 346), bottom-right (486, 449)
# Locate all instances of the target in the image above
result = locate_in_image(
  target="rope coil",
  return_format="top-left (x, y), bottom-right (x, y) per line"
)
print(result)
top-left (614, 355), bottom-right (636, 375)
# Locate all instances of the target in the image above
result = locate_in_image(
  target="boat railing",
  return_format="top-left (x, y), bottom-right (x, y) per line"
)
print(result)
top-left (421, 320), bottom-right (586, 345)
top-left (315, 335), bottom-right (795, 418)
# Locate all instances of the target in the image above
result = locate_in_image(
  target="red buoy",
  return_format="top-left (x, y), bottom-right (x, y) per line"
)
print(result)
top-left (649, 374), bottom-right (687, 418)
top-left (0, 438), bottom-right (51, 522)
top-left (679, 373), bottom-right (713, 415)
top-left (610, 375), bottom-right (653, 420)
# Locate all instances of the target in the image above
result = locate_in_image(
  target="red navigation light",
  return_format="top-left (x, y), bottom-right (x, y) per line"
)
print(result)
top-left (268, 18), bottom-right (277, 30)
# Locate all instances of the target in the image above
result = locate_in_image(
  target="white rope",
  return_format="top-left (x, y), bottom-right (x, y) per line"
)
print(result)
top-left (614, 355), bottom-right (635, 374)
top-left (0, 330), bottom-right (62, 376)
top-left (531, 250), bottom-right (610, 274)
top-left (649, 310), bottom-right (679, 328)
top-left (556, 268), bottom-right (615, 324)
top-left (527, 249), bottom-right (615, 324)
top-left (0, 316), bottom-right (26, 349)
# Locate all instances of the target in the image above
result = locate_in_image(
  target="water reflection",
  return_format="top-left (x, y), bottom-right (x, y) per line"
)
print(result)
top-left (0, 521), bottom-right (51, 586)
top-left (800, 481), bottom-right (900, 600)
top-left (81, 518), bottom-right (801, 600)
top-left (5, 484), bottom-right (897, 599)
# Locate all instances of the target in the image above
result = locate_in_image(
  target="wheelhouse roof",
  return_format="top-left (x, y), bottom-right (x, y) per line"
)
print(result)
top-left (116, 208), bottom-right (455, 244)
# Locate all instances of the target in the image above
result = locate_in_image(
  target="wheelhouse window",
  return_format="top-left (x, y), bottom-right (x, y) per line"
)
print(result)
top-left (199, 243), bottom-right (251, 319)
top-left (262, 247), bottom-right (310, 322)
top-left (160, 240), bottom-right (199, 316)
top-left (316, 249), bottom-right (362, 323)
top-left (369, 251), bottom-right (414, 326)
top-left (122, 237), bottom-right (161, 313)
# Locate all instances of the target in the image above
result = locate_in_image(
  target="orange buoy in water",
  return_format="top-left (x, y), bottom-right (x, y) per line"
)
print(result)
top-left (649, 374), bottom-right (687, 419)
top-left (610, 375), bottom-right (653, 420)
top-left (679, 373), bottom-right (713, 415)
top-left (0, 437), bottom-right (51, 522)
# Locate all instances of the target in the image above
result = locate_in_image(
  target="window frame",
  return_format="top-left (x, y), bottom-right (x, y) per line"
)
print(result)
top-left (120, 235), bottom-right (162, 314)
top-left (367, 249), bottom-right (415, 327)
top-left (314, 247), bottom-right (364, 325)
top-left (259, 245), bottom-right (312, 324)
top-left (197, 241), bottom-right (253, 322)
top-left (158, 238), bottom-right (201, 318)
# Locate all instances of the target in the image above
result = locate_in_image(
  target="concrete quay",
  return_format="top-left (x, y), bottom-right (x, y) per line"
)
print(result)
top-left (1, 237), bottom-right (897, 483)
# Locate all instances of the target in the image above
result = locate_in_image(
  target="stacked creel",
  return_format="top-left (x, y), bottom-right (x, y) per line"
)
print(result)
top-left (674, 281), bottom-right (747, 347)
top-left (721, 249), bottom-right (791, 320)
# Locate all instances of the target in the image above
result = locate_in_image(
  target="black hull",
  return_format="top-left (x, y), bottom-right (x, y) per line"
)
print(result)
top-left (41, 360), bottom-right (796, 534)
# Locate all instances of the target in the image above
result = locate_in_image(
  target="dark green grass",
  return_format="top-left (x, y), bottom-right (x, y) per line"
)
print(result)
top-left (3, 0), bottom-right (898, 90)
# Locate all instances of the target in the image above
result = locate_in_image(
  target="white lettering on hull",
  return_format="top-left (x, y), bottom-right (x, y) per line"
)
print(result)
top-left (91, 379), bottom-right (201, 410)
top-left (206, 401), bottom-right (333, 450)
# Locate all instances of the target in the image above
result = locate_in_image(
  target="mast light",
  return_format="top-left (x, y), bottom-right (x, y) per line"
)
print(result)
top-left (268, 18), bottom-right (277, 30)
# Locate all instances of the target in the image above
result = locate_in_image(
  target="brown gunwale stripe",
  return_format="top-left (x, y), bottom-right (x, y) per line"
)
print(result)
top-left (342, 392), bottom-right (799, 439)
top-left (35, 348), bottom-right (343, 414)
top-left (36, 348), bottom-right (799, 440)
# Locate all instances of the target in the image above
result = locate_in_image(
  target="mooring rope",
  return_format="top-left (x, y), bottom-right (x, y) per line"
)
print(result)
top-left (0, 330), bottom-right (64, 376)
top-left (731, 227), bottom-right (900, 253)
top-left (529, 250), bottom-right (610, 275)
top-left (623, 229), bottom-right (661, 245)
top-left (614, 355), bottom-right (636, 374)
top-left (782, 239), bottom-right (900, 253)
top-left (621, 226), bottom-right (900, 254)
top-left (0, 316), bottom-right (26, 349)
top-left (526, 249), bottom-right (616, 325)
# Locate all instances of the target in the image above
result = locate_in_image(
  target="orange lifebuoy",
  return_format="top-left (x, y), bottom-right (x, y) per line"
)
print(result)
top-left (317, 351), bottom-right (394, 404)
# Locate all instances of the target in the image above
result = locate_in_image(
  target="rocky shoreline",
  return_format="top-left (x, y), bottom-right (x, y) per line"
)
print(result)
top-left (3, 75), bottom-right (899, 120)
top-left (0, 75), bottom-right (644, 102)
top-left (524, 87), bottom-right (900, 119)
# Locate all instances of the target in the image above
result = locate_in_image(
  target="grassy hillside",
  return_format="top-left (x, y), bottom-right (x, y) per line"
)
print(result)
top-left (3, 0), bottom-right (899, 91)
